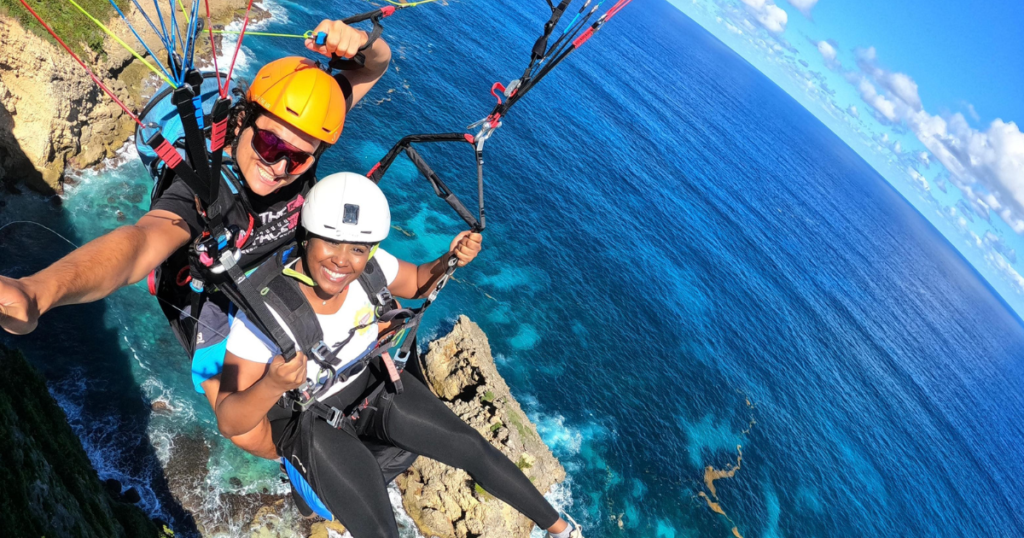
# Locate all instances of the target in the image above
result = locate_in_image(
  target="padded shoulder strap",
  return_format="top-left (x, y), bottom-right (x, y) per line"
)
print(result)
top-left (358, 257), bottom-right (393, 313)
top-left (215, 246), bottom-right (323, 359)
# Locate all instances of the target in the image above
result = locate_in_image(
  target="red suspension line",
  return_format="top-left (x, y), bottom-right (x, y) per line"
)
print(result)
top-left (225, 0), bottom-right (257, 88)
top-left (204, 0), bottom-right (225, 97)
top-left (16, 0), bottom-right (142, 128)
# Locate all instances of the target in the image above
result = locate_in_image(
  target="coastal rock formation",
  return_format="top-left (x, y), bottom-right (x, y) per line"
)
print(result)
top-left (396, 316), bottom-right (566, 538)
top-left (0, 1), bottom-right (263, 194)
top-left (0, 344), bottom-right (169, 537)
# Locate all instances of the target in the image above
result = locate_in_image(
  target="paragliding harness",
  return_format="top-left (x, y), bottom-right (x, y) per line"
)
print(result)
top-left (15, 0), bottom-right (631, 518)
top-left (130, 6), bottom-right (401, 357)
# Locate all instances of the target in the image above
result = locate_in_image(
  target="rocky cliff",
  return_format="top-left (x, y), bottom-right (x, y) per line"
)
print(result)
top-left (0, 343), bottom-right (170, 538)
top-left (398, 316), bottom-right (567, 538)
top-left (0, 0), bottom-right (259, 194)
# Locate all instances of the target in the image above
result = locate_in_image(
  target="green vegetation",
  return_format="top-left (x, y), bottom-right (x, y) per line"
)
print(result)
top-left (0, 0), bottom-right (130, 55)
top-left (489, 421), bottom-right (503, 433)
top-left (0, 344), bottom-right (169, 537)
top-left (505, 410), bottom-right (536, 441)
top-left (474, 483), bottom-right (494, 500)
top-left (481, 390), bottom-right (495, 403)
top-left (516, 456), bottom-right (532, 471)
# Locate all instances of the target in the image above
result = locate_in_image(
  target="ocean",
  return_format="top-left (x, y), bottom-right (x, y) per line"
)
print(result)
top-left (3, 0), bottom-right (1024, 536)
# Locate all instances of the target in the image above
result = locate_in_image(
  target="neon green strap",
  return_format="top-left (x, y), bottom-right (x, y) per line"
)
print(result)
top-left (283, 260), bottom-right (317, 287)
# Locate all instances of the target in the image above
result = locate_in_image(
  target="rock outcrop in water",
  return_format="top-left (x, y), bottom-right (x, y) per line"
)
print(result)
top-left (0, 344), bottom-right (169, 537)
top-left (397, 316), bottom-right (567, 538)
top-left (0, 1), bottom-right (267, 194)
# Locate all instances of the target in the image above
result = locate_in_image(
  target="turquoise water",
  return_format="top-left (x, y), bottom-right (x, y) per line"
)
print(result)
top-left (4, 0), bottom-right (1024, 536)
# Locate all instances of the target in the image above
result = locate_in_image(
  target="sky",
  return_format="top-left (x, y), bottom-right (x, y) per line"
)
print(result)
top-left (667, 0), bottom-right (1024, 317)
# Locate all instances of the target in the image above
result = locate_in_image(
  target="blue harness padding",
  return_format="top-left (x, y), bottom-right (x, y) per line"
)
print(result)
top-left (283, 458), bottom-right (334, 521)
top-left (135, 72), bottom-right (238, 180)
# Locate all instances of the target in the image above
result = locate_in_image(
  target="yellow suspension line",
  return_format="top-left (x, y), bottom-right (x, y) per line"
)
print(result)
top-left (383, 0), bottom-right (441, 7)
top-left (177, 0), bottom-right (191, 25)
top-left (67, 0), bottom-right (177, 87)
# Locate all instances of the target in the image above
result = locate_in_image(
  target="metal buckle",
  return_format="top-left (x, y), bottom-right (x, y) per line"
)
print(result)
top-left (427, 274), bottom-right (450, 302)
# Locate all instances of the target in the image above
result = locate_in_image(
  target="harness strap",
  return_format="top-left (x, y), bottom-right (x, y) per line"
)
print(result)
top-left (171, 76), bottom-right (215, 207)
top-left (218, 253), bottom-right (304, 360)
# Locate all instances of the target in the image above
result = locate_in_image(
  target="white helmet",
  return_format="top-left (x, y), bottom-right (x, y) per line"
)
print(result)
top-left (301, 172), bottom-right (391, 243)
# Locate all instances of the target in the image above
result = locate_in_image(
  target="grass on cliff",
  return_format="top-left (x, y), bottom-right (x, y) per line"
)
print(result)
top-left (1, 0), bottom-right (129, 56)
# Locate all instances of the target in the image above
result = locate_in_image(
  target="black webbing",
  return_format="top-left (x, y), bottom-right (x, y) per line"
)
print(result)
top-left (171, 74), bottom-right (214, 197)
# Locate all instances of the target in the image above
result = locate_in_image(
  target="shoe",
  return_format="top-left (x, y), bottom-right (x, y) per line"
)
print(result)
top-left (549, 513), bottom-right (584, 538)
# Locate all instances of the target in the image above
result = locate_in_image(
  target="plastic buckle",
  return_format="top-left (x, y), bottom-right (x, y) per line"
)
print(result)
top-left (310, 341), bottom-right (331, 364)
top-left (375, 288), bottom-right (393, 307)
top-left (392, 348), bottom-right (410, 371)
top-left (326, 406), bottom-right (344, 428)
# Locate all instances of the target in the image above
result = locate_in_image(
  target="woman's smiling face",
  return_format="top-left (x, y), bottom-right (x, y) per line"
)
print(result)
top-left (303, 236), bottom-right (374, 296)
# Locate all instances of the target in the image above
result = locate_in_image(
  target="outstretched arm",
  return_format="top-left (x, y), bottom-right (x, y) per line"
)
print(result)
top-left (0, 209), bottom-right (191, 335)
top-left (304, 19), bottom-right (392, 111)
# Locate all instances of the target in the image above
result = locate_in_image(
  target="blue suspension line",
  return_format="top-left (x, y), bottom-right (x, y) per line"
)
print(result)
top-left (106, 0), bottom-right (176, 84)
top-left (168, 0), bottom-right (187, 82)
top-left (182, 0), bottom-right (200, 71)
top-left (129, 0), bottom-right (168, 48)
top-left (150, 0), bottom-right (180, 83)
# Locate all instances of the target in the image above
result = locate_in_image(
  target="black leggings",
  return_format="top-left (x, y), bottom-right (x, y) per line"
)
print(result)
top-left (269, 368), bottom-right (560, 538)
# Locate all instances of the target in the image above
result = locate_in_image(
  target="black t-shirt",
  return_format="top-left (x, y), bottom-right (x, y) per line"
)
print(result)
top-left (151, 164), bottom-right (313, 268)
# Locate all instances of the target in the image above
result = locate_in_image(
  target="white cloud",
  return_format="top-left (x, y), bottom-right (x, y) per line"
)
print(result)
top-left (985, 249), bottom-right (1024, 295)
top-left (857, 78), bottom-right (900, 122)
top-left (848, 105), bottom-right (859, 117)
top-left (741, 0), bottom-right (788, 33)
top-left (855, 47), bottom-right (922, 111)
top-left (907, 166), bottom-right (930, 191)
top-left (786, 0), bottom-right (818, 18)
top-left (815, 40), bottom-right (840, 69)
top-left (893, 140), bottom-right (903, 154)
top-left (965, 102), bottom-right (981, 122)
top-left (840, 47), bottom-right (1024, 234)
top-left (918, 151), bottom-right (930, 166)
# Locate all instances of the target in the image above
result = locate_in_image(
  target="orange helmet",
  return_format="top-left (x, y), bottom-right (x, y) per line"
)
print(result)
top-left (247, 57), bottom-right (346, 144)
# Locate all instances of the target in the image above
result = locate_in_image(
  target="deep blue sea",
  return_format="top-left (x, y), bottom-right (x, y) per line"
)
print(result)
top-left (4, 0), bottom-right (1024, 536)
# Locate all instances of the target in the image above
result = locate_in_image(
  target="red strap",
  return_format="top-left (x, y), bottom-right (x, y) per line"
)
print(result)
top-left (236, 213), bottom-right (255, 248)
top-left (381, 351), bottom-right (401, 383)
top-left (154, 139), bottom-right (183, 169)
top-left (175, 266), bottom-right (192, 286)
top-left (463, 133), bottom-right (475, 144)
top-left (147, 270), bottom-right (157, 295)
top-left (490, 82), bottom-right (506, 105)
top-left (210, 118), bottom-right (228, 151)
top-left (381, 5), bottom-right (396, 17)
top-left (367, 162), bottom-right (381, 179)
